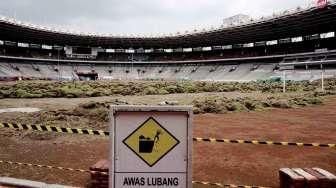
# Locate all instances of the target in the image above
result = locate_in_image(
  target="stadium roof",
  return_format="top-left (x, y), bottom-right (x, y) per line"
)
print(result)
top-left (0, 3), bottom-right (336, 49)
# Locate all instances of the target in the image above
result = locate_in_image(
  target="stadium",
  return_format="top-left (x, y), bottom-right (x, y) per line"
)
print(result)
top-left (0, 0), bottom-right (336, 188)
top-left (0, 1), bottom-right (336, 82)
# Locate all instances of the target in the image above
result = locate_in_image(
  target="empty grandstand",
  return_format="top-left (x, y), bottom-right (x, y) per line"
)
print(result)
top-left (0, 1), bottom-right (336, 81)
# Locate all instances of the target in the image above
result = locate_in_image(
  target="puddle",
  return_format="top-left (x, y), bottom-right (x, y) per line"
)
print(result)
top-left (0, 108), bottom-right (41, 113)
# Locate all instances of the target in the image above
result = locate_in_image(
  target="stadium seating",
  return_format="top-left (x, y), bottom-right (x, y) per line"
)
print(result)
top-left (1, 58), bottom-right (335, 82)
top-left (0, 2), bottom-right (336, 82)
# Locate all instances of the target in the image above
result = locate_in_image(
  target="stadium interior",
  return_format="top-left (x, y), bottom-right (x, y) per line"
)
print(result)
top-left (0, 2), bottom-right (336, 82)
top-left (1, 1), bottom-right (336, 188)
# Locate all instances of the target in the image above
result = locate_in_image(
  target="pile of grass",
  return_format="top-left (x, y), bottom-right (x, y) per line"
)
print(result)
top-left (0, 79), bottom-right (336, 99)
top-left (192, 93), bottom-right (324, 114)
top-left (63, 93), bottom-right (325, 117)
top-left (0, 93), bottom-right (326, 141)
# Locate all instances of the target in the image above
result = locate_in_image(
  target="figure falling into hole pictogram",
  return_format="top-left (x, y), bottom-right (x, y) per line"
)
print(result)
top-left (123, 117), bottom-right (180, 167)
top-left (139, 130), bottom-right (162, 153)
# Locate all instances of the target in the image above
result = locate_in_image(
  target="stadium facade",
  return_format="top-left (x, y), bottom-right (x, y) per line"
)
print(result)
top-left (0, 1), bottom-right (336, 81)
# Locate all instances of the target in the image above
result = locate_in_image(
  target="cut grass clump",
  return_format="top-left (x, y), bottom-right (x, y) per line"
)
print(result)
top-left (193, 97), bottom-right (225, 113)
top-left (307, 97), bottom-right (323, 105)
top-left (226, 101), bottom-right (247, 112)
top-left (143, 86), bottom-right (159, 95)
top-left (15, 88), bottom-right (43, 98)
top-left (60, 85), bottom-right (85, 98)
top-left (192, 93), bottom-right (325, 114)
top-left (0, 79), bottom-right (336, 98)
top-left (270, 100), bottom-right (291, 108)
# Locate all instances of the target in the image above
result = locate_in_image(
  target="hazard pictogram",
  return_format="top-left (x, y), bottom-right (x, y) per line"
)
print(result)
top-left (123, 117), bottom-right (180, 167)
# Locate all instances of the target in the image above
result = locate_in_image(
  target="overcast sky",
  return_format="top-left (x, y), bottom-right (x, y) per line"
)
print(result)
top-left (0, 0), bottom-right (314, 35)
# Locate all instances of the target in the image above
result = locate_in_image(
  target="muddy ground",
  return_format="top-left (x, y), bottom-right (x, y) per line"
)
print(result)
top-left (0, 94), bottom-right (335, 188)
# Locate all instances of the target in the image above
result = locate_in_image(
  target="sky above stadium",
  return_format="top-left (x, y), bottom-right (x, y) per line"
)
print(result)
top-left (0, 0), bottom-right (315, 35)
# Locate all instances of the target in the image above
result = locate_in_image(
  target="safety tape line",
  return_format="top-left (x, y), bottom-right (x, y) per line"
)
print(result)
top-left (0, 160), bottom-right (268, 188)
top-left (0, 122), bottom-right (109, 136)
top-left (0, 160), bottom-right (108, 175)
top-left (1, 122), bottom-right (335, 148)
top-left (193, 138), bottom-right (336, 148)
top-left (192, 181), bottom-right (270, 188)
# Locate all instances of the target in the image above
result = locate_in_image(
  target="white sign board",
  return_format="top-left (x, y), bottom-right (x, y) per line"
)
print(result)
top-left (110, 106), bottom-right (192, 188)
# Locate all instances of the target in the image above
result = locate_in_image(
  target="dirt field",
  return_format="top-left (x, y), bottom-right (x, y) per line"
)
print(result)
top-left (193, 96), bottom-right (336, 187)
top-left (0, 95), bottom-right (336, 188)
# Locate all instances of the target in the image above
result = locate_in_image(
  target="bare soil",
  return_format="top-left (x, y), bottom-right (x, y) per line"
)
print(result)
top-left (193, 96), bottom-right (336, 187)
top-left (0, 96), bottom-right (335, 188)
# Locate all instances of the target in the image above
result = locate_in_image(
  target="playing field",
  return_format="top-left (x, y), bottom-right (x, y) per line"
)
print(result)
top-left (0, 89), bottom-right (335, 188)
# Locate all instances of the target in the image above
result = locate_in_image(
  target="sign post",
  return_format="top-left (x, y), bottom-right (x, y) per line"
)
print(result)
top-left (110, 105), bottom-right (193, 188)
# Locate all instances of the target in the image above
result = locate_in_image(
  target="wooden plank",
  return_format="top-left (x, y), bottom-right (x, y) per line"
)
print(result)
top-left (293, 168), bottom-right (319, 188)
top-left (312, 168), bottom-right (336, 188)
top-left (312, 168), bottom-right (336, 180)
top-left (279, 168), bottom-right (305, 188)
top-left (304, 168), bottom-right (331, 188)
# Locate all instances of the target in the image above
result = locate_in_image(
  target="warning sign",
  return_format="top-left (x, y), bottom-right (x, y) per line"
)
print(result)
top-left (123, 117), bottom-right (180, 167)
top-left (110, 106), bottom-right (192, 188)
